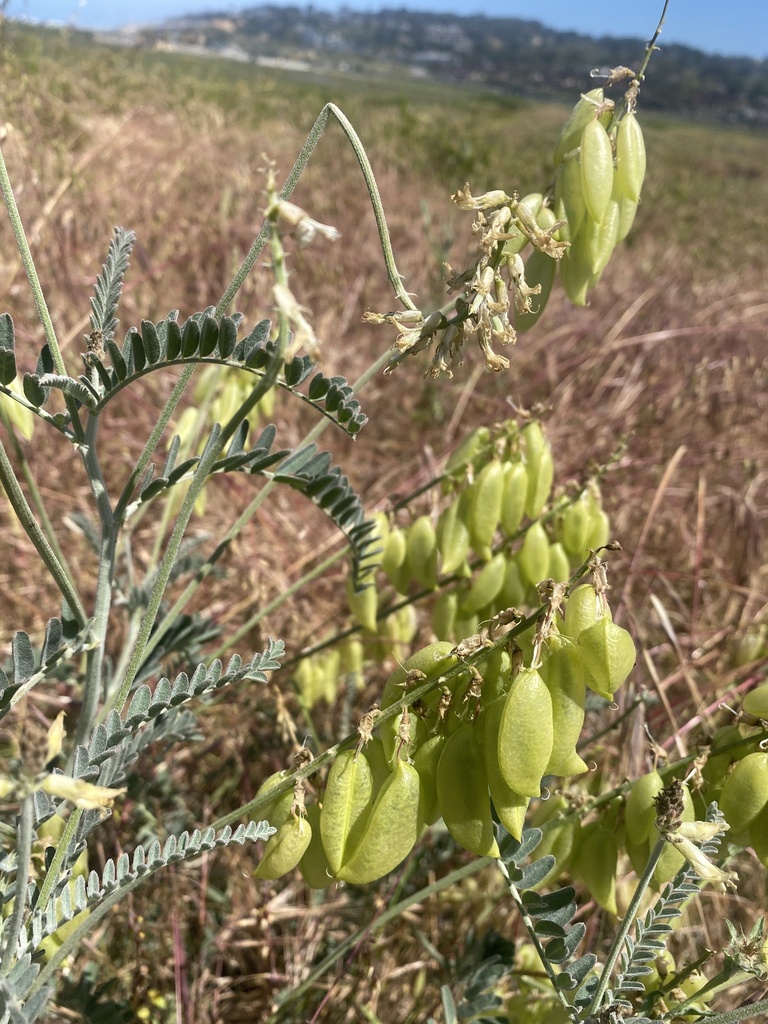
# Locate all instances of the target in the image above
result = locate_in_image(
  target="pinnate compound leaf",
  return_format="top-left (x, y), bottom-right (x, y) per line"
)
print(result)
top-left (90, 227), bottom-right (135, 341)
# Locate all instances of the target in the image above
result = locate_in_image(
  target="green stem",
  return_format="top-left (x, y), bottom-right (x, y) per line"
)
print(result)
top-left (0, 795), bottom-right (33, 978)
top-left (695, 999), bottom-right (768, 1024)
top-left (108, 425), bottom-right (226, 716)
top-left (585, 837), bottom-right (666, 1017)
top-left (34, 807), bottom-right (82, 928)
top-left (0, 142), bottom-right (65, 377)
top-left (0, 406), bottom-right (77, 585)
top-left (113, 362), bottom-right (197, 522)
top-left (215, 103), bottom-right (414, 316)
top-left (0, 437), bottom-right (87, 627)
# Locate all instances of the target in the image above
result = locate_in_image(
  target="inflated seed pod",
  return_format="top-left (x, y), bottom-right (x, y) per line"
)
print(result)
top-left (624, 770), bottom-right (664, 847)
top-left (298, 804), bottom-right (332, 889)
top-left (584, 502), bottom-right (611, 552)
top-left (701, 723), bottom-right (747, 786)
top-left (381, 642), bottom-right (458, 713)
top-left (460, 552), bottom-right (507, 615)
top-left (561, 583), bottom-right (610, 640)
top-left (432, 590), bottom-right (459, 641)
top-left (743, 681), bottom-right (768, 717)
top-left (346, 575), bottom-right (378, 634)
top-left (500, 461), bottom-right (528, 536)
top-left (381, 546), bottom-right (410, 600)
top-left (736, 630), bottom-right (768, 671)
top-left (580, 118), bottom-right (614, 224)
top-left (548, 542), bottom-right (571, 585)
top-left (497, 667), bottom-right (554, 797)
top-left (522, 422), bottom-right (554, 520)
top-left (553, 88), bottom-right (605, 166)
top-left (453, 612), bottom-right (479, 641)
top-left (554, 155), bottom-right (587, 239)
top-left (578, 617), bottom-right (636, 698)
top-left (436, 499), bottom-right (472, 576)
top-left (540, 634), bottom-right (588, 777)
top-left (499, 556), bottom-right (526, 609)
top-left (615, 111), bottom-right (646, 204)
top-left (518, 521), bottom-right (551, 588)
top-left (479, 695), bottom-right (530, 840)
top-left (558, 239), bottom-right (598, 308)
top-left (406, 515), bottom-right (439, 590)
top-left (320, 749), bottom-right (374, 875)
top-left (468, 459), bottom-right (505, 558)
top-left (413, 733), bottom-right (446, 828)
top-left (615, 194), bottom-right (639, 243)
top-left (718, 752), bottom-right (768, 834)
top-left (254, 814), bottom-right (313, 880)
top-left (255, 770), bottom-right (295, 828)
top-left (475, 646), bottom-right (513, 709)
top-left (572, 823), bottom-right (618, 914)
top-left (436, 723), bottom-right (500, 856)
top-left (337, 761), bottom-right (421, 884)
top-left (515, 247), bottom-right (556, 333)
top-left (443, 426), bottom-right (491, 490)
top-left (748, 800), bottom-right (768, 868)
top-left (583, 197), bottom-right (620, 275)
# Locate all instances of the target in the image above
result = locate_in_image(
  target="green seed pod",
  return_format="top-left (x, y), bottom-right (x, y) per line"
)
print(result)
top-left (431, 589), bottom-right (459, 641)
top-left (522, 422), bottom-right (554, 519)
top-left (540, 634), bottom-right (588, 777)
top-left (381, 642), bottom-right (458, 712)
top-left (337, 761), bottom-right (421, 884)
top-left (500, 461), bottom-right (528, 536)
top-left (735, 629), bottom-right (768, 670)
top-left (443, 425), bottom-right (491, 490)
top-left (553, 87), bottom-right (605, 166)
top-left (560, 494), bottom-right (592, 557)
top-left (530, 797), bottom-right (579, 886)
top-left (548, 542), bottom-right (571, 585)
top-left (515, 247), bottom-right (556, 333)
top-left (255, 770), bottom-right (295, 828)
top-left (615, 194), bottom-right (639, 243)
top-left (518, 522), bottom-right (551, 588)
top-left (468, 459), bottom-right (505, 557)
top-left (480, 695), bottom-right (530, 840)
top-left (584, 502), bottom-right (611, 552)
top-left (562, 583), bottom-right (610, 640)
top-left (382, 526), bottom-right (409, 592)
top-left (744, 680), bottom-right (768, 717)
top-left (554, 155), bottom-right (587, 239)
top-left (583, 197), bottom-right (620, 275)
top-left (475, 646), bottom-right (512, 708)
top-left (320, 749), bottom-right (374, 875)
top-left (460, 551), bottom-right (507, 615)
top-left (436, 723), bottom-right (500, 856)
top-left (578, 618), bottom-right (636, 698)
top-left (346, 574), bottom-right (378, 634)
top-left (624, 770), bottom-right (665, 847)
top-left (573, 824), bottom-right (618, 914)
top-left (436, 499), bottom-right (472, 576)
top-left (254, 814), bottom-right (313, 880)
top-left (718, 752), bottom-right (768, 834)
top-left (406, 515), bottom-right (439, 590)
top-left (615, 111), bottom-right (646, 204)
top-left (559, 239), bottom-right (598, 307)
top-left (298, 804), bottom-right (332, 889)
top-left (499, 556), bottom-right (526, 608)
top-left (748, 801), bottom-right (768, 868)
top-left (497, 667), bottom-right (554, 797)
top-left (580, 118), bottom-right (614, 224)
top-left (413, 733), bottom-right (447, 828)
top-left (453, 612), bottom-right (479, 641)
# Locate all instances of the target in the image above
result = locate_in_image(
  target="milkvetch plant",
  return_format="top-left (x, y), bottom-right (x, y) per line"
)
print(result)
top-left (1, 4), bottom-right (768, 1021)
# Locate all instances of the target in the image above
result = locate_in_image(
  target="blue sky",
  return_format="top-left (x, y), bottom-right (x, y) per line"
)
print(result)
top-left (6, 0), bottom-right (768, 60)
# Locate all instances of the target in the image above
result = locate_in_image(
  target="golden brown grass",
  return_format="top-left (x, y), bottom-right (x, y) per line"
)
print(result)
top-left (2, 22), bottom-right (767, 1024)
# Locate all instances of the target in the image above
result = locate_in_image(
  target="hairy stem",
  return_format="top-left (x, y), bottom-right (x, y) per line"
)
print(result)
top-left (0, 795), bottom-right (33, 977)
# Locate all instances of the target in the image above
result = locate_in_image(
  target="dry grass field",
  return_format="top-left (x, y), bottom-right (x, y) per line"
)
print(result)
top-left (1, 21), bottom-right (767, 1024)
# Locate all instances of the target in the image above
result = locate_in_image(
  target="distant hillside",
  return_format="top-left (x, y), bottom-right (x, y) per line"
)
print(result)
top-left (114, 4), bottom-right (768, 126)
